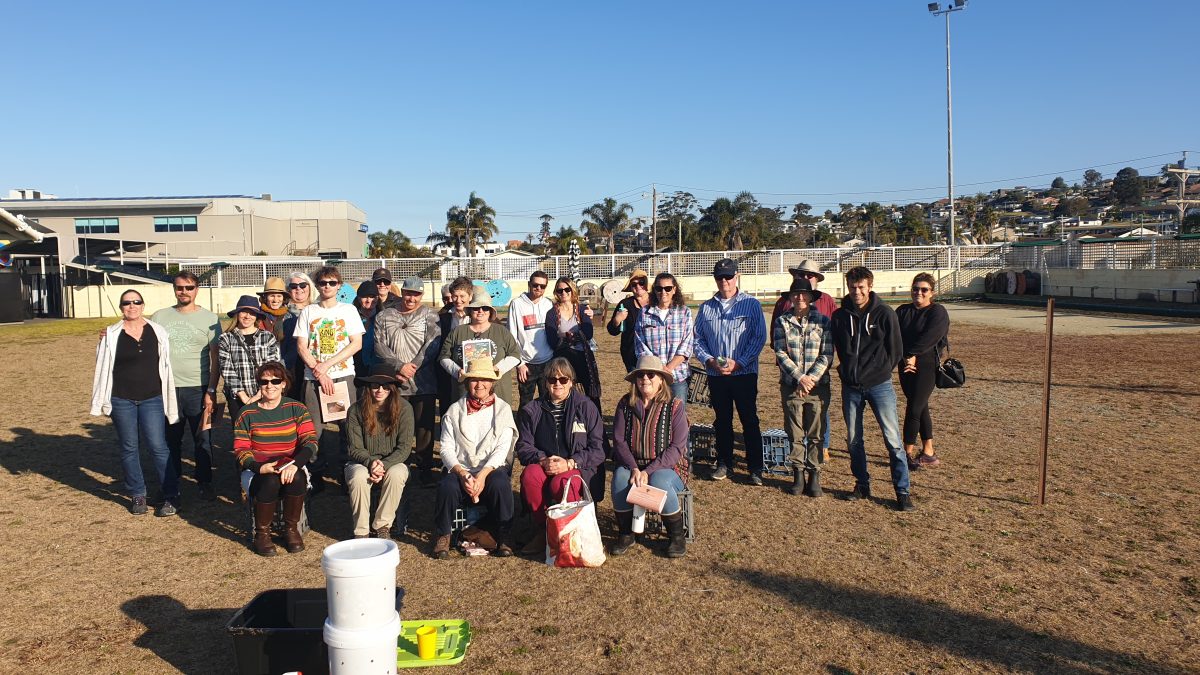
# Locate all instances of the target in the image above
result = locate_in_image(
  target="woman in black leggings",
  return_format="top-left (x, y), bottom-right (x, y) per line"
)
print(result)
top-left (896, 273), bottom-right (949, 469)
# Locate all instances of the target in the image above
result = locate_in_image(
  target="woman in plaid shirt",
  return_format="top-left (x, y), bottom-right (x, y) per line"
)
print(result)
top-left (772, 278), bottom-right (832, 498)
top-left (216, 295), bottom-right (282, 422)
top-left (633, 272), bottom-right (695, 404)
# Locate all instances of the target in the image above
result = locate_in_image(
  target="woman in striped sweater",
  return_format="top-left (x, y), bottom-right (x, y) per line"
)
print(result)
top-left (233, 361), bottom-right (318, 557)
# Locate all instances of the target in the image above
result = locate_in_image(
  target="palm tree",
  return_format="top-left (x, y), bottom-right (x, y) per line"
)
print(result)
top-left (861, 202), bottom-right (887, 246)
top-left (550, 225), bottom-right (587, 255)
top-left (581, 197), bottom-right (633, 254)
top-left (428, 191), bottom-right (497, 257)
top-left (698, 192), bottom-right (759, 250)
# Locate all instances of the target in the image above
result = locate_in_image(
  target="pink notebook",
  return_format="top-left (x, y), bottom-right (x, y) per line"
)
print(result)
top-left (626, 485), bottom-right (668, 513)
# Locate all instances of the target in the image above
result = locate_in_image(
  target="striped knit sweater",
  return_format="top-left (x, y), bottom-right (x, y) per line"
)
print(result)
top-left (233, 398), bottom-right (318, 471)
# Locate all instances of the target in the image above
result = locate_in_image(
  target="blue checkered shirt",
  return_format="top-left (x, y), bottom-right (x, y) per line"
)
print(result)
top-left (633, 305), bottom-right (694, 383)
top-left (772, 310), bottom-right (832, 386)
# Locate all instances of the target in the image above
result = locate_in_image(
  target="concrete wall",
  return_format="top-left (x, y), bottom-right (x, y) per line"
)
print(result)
top-left (1040, 269), bottom-right (1199, 303)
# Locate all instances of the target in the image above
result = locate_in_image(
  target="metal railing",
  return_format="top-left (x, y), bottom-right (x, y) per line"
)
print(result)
top-left (174, 240), bottom-right (1200, 287)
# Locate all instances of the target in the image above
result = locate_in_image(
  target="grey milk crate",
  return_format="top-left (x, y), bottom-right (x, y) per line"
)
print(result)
top-left (761, 428), bottom-right (792, 476)
top-left (686, 366), bottom-right (712, 407)
top-left (688, 423), bottom-right (717, 464)
top-left (641, 487), bottom-right (695, 543)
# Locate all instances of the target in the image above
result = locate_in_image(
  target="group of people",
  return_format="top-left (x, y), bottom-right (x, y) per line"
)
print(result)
top-left (90, 257), bottom-right (948, 559)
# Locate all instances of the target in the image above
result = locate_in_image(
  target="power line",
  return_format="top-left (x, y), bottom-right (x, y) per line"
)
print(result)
top-left (493, 184), bottom-right (651, 217)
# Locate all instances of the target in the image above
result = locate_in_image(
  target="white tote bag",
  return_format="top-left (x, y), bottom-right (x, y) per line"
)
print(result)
top-left (544, 475), bottom-right (606, 568)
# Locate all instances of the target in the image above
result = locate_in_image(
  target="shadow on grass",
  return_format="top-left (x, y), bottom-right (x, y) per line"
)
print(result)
top-left (121, 595), bottom-right (236, 674)
top-left (972, 375), bottom-right (1200, 398)
top-left (724, 568), bottom-right (1186, 674)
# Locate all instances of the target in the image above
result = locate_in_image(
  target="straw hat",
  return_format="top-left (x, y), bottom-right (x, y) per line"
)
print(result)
top-left (788, 259), bottom-right (825, 282)
top-left (467, 286), bottom-right (497, 320)
top-left (462, 356), bottom-right (500, 381)
top-left (625, 354), bottom-right (675, 384)
top-left (622, 269), bottom-right (648, 292)
top-left (258, 277), bottom-right (287, 297)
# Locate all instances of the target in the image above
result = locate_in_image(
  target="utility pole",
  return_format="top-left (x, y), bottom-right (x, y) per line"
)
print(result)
top-left (651, 184), bottom-right (657, 253)
top-left (1166, 153), bottom-right (1199, 236)
top-left (928, 1), bottom-right (968, 248)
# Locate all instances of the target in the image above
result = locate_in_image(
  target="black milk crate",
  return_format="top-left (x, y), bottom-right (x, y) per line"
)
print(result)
top-left (686, 366), bottom-right (712, 407)
top-left (642, 487), bottom-right (695, 543)
top-left (761, 428), bottom-right (792, 476)
top-left (688, 424), bottom-right (717, 464)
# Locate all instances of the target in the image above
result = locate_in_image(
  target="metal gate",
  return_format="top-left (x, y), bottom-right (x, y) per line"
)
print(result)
top-left (18, 265), bottom-right (64, 318)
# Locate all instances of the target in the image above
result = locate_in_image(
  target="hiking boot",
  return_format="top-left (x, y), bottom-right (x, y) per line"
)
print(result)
top-left (749, 472), bottom-right (764, 487)
top-left (373, 526), bottom-right (393, 540)
top-left (520, 530), bottom-right (547, 557)
top-left (663, 512), bottom-right (687, 558)
top-left (198, 483), bottom-right (216, 501)
top-left (431, 534), bottom-right (451, 560)
top-left (845, 483), bottom-right (871, 502)
top-left (493, 543), bottom-right (514, 557)
top-left (281, 494), bottom-right (306, 553)
top-left (129, 496), bottom-right (148, 516)
top-left (711, 465), bottom-right (728, 481)
top-left (804, 469), bottom-right (823, 498)
top-left (155, 500), bottom-right (178, 517)
top-left (917, 454), bottom-right (941, 468)
top-left (609, 510), bottom-right (636, 556)
top-left (787, 468), bottom-right (804, 496)
top-left (462, 525), bottom-right (497, 551)
top-left (896, 493), bottom-right (916, 512)
top-left (253, 501), bottom-right (278, 557)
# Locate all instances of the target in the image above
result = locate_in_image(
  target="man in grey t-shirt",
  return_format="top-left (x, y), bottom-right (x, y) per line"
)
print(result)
top-left (152, 271), bottom-right (221, 506)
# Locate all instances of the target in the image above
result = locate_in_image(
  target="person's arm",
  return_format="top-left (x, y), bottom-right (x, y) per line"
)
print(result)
top-left (770, 296), bottom-right (788, 332)
top-left (544, 308), bottom-right (563, 351)
top-left (606, 298), bottom-right (628, 336)
top-left (416, 309), bottom-right (442, 370)
top-left (666, 307), bottom-right (694, 371)
top-left (810, 317), bottom-right (833, 380)
top-left (345, 404), bottom-right (372, 466)
top-left (572, 400), bottom-right (605, 472)
top-left (494, 329), bottom-right (521, 374)
top-left (265, 333), bottom-right (281, 364)
top-left (514, 405), bottom-right (546, 466)
top-left (439, 409), bottom-right (459, 470)
top-left (644, 400), bottom-right (689, 475)
top-left (632, 309), bottom-right (650, 359)
top-left (884, 308), bottom-right (905, 368)
top-left (578, 305), bottom-right (594, 340)
top-left (438, 328), bottom-right (463, 378)
top-left (382, 398), bottom-right (414, 468)
top-left (291, 406), bottom-right (318, 467)
top-left (215, 333), bottom-right (231, 394)
top-left (774, 317), bottom-right (804, 383)
top-left (232, 409), bottom-right (259, 471)
top-left (610, 399), bottom-right (637, 470)
top-left (692, 304), bottom-right (716, 367)
top-left (732, 299), bottom-right (767, 371)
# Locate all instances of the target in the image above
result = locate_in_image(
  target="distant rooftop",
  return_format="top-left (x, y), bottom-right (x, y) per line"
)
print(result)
top-left (0, 194), bottom-right (255, 202)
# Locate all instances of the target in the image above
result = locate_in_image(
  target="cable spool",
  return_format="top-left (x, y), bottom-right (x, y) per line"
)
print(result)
top-left (485, 279), bottom-right (512, 307)
top-left (1005, 270), bottom-right (1018, 295)
top-left (336, 284), bottom-right (357, 304)
top-left (985, 272), bottom-right (994, 293)
top-left (601, 279), bottom-right (628, 305)
top-left (578, 282), bottom-right (599, 307)
top-left (1023, 269), bottom-right (1041, 295)
top-left (1015, 271), bottom-right (1027, 295)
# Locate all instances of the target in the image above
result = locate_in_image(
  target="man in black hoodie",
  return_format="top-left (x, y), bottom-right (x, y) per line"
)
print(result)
top-left (829, 266), bottom-right (913, 511)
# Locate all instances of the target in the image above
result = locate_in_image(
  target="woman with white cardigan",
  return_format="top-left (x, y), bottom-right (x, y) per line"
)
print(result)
top-left (91, 289), bottom-right (180, 517)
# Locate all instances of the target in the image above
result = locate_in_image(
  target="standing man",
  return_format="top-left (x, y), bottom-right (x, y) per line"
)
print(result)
top-left (154, 271), bottom-right (221, 505)
top-left (374, 276), bottom-right (441, 480)
top-left (606, 269), bottom-right (650, 372)
top-left (693, 259), bottom-right (768, 485)
top-left (372, 267), bottom-right (402, 311)
top-left (829, 266), bottom-right (913, 511)
top-left (507, 270), bottom-right (554, 409)
top-left (294, 266), bottom-right (365, 488)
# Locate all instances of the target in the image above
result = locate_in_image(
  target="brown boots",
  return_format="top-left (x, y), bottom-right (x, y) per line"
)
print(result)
top-left (282, 494), bottom-right (306, 553)
top-left (253, 500), bottom-right (277, 557)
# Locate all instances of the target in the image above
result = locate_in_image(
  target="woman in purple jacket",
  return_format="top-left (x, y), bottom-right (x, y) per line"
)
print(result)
top-left (610, 355), bottom-right (690, 559)
top-left (514, 357), bottom-right (606, 556)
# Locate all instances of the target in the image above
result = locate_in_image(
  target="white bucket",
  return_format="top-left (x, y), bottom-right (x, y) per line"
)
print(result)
top-left (324, 611), bottom-right (400, 675)
top-left (321, 539), bottom-right (400, 630)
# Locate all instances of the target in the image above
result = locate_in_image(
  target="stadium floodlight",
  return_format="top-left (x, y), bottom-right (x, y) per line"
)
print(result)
top-left (925, 0), bottom-right (969, 246)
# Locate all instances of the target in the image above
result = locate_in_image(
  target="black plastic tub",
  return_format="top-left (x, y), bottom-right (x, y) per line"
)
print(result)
top-left (226, 588), bottom-right (405, 675)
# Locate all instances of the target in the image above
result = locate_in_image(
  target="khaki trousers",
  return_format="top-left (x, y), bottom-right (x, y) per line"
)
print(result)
top-left (345, 463), bottom-right (409, 536)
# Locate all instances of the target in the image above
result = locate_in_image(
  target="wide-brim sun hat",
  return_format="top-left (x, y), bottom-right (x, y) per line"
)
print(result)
top-left (462, 356), bottom-right (501, 381)
top-left (258, 277), bottom-right (287, 297)
top-left (356, 362), bottom-right (400, 385)
top-left (788, 277), bottom-right (817, 301)
top-left (228, 295), bottom-right (267, 318)
top-left (622, 269), bottom-right (648, 292)
top-left (788, 259), bottom-right (825, 282)
top-left (625, 354), bottom-right (675, 384)
top-left (467, 286), bottom-right (498, 319)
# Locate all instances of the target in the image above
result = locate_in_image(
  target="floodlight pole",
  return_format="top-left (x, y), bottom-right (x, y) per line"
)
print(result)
top-left (929, 1), bottom-right (967, 249)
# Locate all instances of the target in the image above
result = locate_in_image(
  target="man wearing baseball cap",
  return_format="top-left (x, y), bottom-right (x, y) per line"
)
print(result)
top-left (372, 267), bottom-right (402, 310)
top-left (693, 258), bottom-right (768, 484)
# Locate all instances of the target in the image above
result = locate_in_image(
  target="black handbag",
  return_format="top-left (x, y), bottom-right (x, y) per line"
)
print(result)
top-left (934, 342), bottom-right (965, 389)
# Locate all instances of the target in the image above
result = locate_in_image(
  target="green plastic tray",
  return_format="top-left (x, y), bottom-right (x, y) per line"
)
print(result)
top-left (396, 619), bottom-right (471, 668)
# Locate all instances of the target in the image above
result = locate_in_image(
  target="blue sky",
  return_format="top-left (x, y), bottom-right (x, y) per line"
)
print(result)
top-left (6, 1), bottom-right (1198, 243)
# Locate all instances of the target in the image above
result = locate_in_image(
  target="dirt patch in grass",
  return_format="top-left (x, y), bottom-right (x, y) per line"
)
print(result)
top-left (1, 311), bottom-right (1197, 673)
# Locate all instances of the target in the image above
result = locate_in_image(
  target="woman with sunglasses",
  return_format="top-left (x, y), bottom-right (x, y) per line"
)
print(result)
top-left (545, 277), bottom-right (601, 409)
top-left (438, 285), bottom-right (521, 408)
top-left (278, 271), bottom-right (314, 399)
top-left (216, 295), bottom-right (282, 423)
top-left (233, 361), bottom-right (318, 556)
top-left (634, 272), bottom-right (694, 403)
top-left (91, 289), bottom-right (180, 516)
top-left (610, 355), bottom-right (690, 558)
top-left (896, 273), bottom-right (950, 470)
top-left (606, 269), bottom-right (650, 372)
top-left (345, 363), bottom-right (413, 539)
top-left (514, 357), bottom-right (605, 556)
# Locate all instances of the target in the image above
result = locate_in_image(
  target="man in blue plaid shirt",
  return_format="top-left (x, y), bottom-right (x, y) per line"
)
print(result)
top-left (773, 277), bottom-right (832, 497)
top-left (693, 258), bottom-right (768, 484)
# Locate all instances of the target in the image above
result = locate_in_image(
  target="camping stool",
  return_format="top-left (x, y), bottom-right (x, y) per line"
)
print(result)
top-left (451, 504), bottom-right (488, 548)
top-left (240, 469), bottom-right (311, 542)
top-left (641, 488), bottom-right (695, 543)
top-left (688, 424), bottom-right (718, 464)
top-left (761, 429), bottom-right (792, 476)
top-left (686, 366), bottom-right (712, 407)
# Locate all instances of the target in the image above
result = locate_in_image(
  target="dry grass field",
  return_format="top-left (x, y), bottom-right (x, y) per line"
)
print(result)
top-left (1, 305), bottom-right (1198, 674)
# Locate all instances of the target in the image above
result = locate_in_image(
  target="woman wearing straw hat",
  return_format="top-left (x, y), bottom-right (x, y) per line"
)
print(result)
top-left (216, 295), bottom-right (282, 423)
top-left (606, 269), bottom-right (650, 372)
top-left (345, 363), bottom-right (413, 540)
top-left (257, 277), bottom-right (289, 335)
top-left (431, 356), bottom-right (518, 559)
top-left (438, 285), bottom-right (521, 409)
top-left (610, 355), bottom-right (690, 558)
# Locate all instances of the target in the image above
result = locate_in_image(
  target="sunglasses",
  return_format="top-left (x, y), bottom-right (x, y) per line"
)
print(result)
top-left (367, 382), bottom-right (391, 390)
top-left (120, 299), bottom-right (144, 307)
top-left (547, 376), bottom-right (572, 385)
top-left (375, 279), bottom-right (392, 286)
top-left (912, 287), bottom-right (933, 294)
top-left (653, 285), bottom-right (674, 293)
top-left (800, 273), bottom-right (820, 280)
top-left (316, 280), bottom-right (339, 288)
top-left (715, 274), bottom-right (735, 282)
top-left (554, 288), bottom-right (571, 294)
top-left (257, 378), bottom-right (284, 386)
top-left (530, 283), bottom-right (547, 290)
top-left (174, 285), bottom-right (196, 291)
top-left (636, 372), bottom-right (658, 380)
top-left (469, 306), bottom-right (489, 312)
top-left (630, 279), bottom-right (647, 287)
top-left (287, 282), bottom-right (309, 290)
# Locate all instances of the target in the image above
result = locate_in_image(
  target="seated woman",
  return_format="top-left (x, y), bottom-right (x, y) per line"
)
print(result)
top-left (611, 355), bottom-right (690, 558)
top-left (345, 363), bottom-right (414, 540)
top-left (514, 357), bottom-right (605, 556)
top-left (432, 357), bottom-right (518, 559)
top-left (233, 361), bottom-right (318, 557)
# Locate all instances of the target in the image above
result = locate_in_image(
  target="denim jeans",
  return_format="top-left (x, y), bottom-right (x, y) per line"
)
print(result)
top-left (166, 386), bottom-right (212, 485)
top-left (709, 373), bottom-right (763, 474)
top-left (110, 395), bottom-right (178, 499)
top-left (842, 380), bottom-right (910, 494)
top-left (669, 380), bottom-right (689, 408)
top-left (611, 465), bottom-right (686, 515)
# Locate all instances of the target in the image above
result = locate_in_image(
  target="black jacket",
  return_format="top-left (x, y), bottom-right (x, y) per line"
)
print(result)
top-left (896, 302), bottom-right (949, 360)
top-left (830, 292), bottom-right (903, 389)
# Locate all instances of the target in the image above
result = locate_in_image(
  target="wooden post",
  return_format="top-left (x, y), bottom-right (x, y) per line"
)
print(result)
top-left (1037, 296), bottom-right (1055, 506)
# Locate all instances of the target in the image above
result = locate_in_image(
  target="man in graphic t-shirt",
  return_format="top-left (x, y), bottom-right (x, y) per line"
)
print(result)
top-left (294, 265), bottom-right (366, 487)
